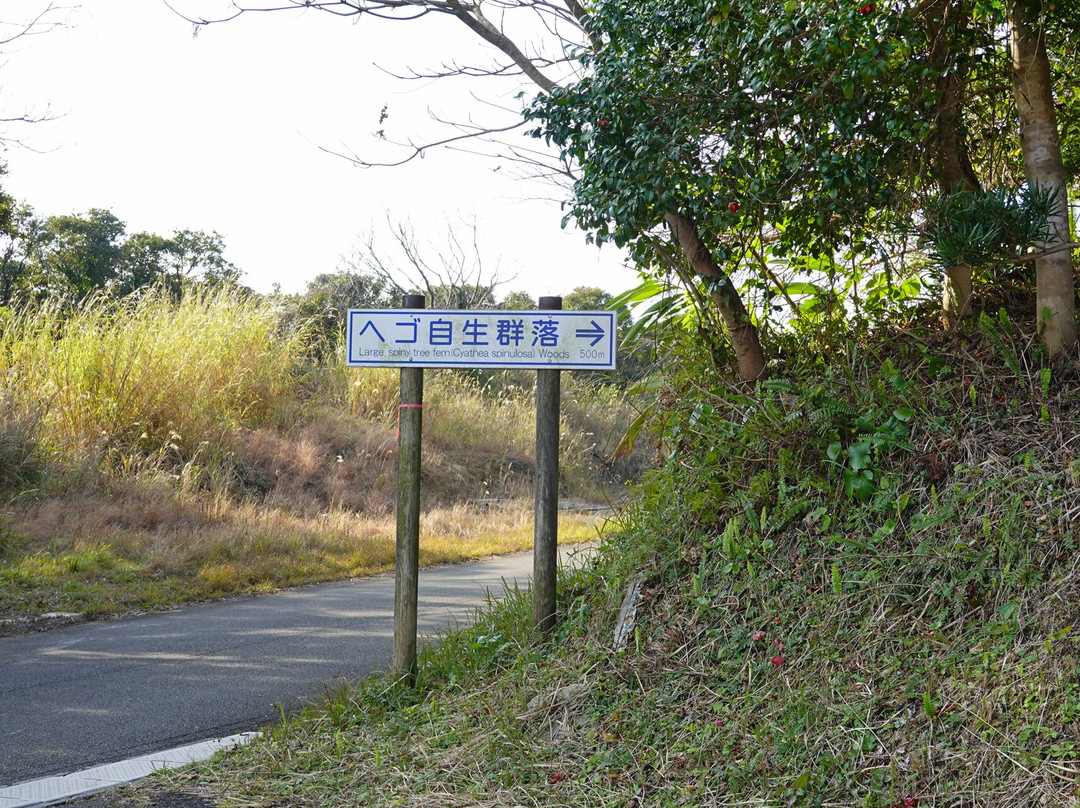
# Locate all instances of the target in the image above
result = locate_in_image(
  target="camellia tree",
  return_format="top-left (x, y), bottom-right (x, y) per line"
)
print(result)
top-left (526, 0), bottom-right (1080, 366)
top-left (525, 0), bottom-right (939, 378)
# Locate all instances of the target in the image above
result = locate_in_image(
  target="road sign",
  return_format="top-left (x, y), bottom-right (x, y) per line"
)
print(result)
top-left (347, 309), bottom-right (617, 370)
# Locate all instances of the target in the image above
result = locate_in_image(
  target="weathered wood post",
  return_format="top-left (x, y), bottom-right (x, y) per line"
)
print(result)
top-left (533, 295), bottom-right (562, 633)
top-left (393, 293), bottom-right (425, 683)
top-left (347, 298), bottom-right (614, 649)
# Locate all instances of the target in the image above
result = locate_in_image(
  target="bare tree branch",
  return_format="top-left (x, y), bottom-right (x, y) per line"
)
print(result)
top-left (0, 3), bottom-right (67, 46)
top-left (168, 0), bottom-right (587, 171)
top-left (442, 0), bottom-right (559, 92)
top-left (342, 213), bottom-right (514, 308)
top-left (0, 4), bottom-right (68, 146)
top-left (315, 116), bottom-right (527, 168)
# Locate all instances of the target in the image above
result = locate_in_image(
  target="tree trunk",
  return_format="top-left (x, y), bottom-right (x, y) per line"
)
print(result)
top-left (937, 96), bottom-right (978, 327)
top-left (1009, 0), bottom-right (1077, 355)
top-left (924, 0), bottom-right (981, 327)
top-left (664, 211), bottom-right (766, 381)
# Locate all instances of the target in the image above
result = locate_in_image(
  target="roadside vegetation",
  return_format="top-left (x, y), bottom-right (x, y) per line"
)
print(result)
top-left (4, 3), bottom-right (1080, 805)
top-left (0, 286), bottom-right (640, 623)
top-left (161, 303), bottom-right (1080, 807)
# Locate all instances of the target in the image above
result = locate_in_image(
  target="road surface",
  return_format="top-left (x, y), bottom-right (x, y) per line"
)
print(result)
top-left (0, 544), bottom-right (594, 786)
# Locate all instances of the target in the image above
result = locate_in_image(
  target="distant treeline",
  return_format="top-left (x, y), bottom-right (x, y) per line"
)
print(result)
top-left (0, 202), bottom-right (242, 305)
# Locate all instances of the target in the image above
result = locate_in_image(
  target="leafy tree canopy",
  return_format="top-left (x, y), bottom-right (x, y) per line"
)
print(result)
top-left (499, 290), bottom-right (537, 310)
top-left (527, 0), bottom-right (934, 265)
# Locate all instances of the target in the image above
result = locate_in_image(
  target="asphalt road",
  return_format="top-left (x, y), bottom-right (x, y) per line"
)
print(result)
top-left (0, 544), bottom-right (594, 787)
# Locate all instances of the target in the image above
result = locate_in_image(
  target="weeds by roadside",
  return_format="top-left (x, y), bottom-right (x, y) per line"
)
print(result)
top-left (171, 315), bottom-right (1080, 807)
top-left (0, 504), bottom-right (609, 625)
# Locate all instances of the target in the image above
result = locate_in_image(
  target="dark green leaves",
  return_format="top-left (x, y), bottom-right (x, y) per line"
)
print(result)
top-left (525, 0), bottom-right (933, 261)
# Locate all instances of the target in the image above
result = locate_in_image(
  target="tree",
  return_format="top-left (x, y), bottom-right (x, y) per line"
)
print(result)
top-left (922, 0), bottom-right (982, 326)
top-left (0, 204), bottom-right (244, 304)
top-left (116, 232), bottom-right (176, 297)
top-left (563, 285), bottom-right (611, 312)
top-left (179, 0), bottom-right (773, 378)
top-left (179, 0), bottom-right (1080, 368)
top-left (167, 230), bottom-right (242, 288)
top-left (499, 290), bottom-right (536, 310)
top-left (40, 208), bottom-right (126, 300)
top-left (341, 216), bottom-right (507, 309)
top-left (288, 269), bottom-right (393, 358)
top-left (526, 0), bottom-right (942, 377)
top-left (1008, 0), bottom-right (1076, 355)
top-left (531, 0), bottom-right (1080, 357)
top-left (0, 184), bottom-right (21, 304)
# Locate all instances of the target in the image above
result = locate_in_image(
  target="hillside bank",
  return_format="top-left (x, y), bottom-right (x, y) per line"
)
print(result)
top-left (95, 311), bottom-right (1080, 807)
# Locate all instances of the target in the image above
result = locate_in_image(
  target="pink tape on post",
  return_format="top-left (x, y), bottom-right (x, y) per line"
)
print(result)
top-left (397, 403), bottom-right (423, 439)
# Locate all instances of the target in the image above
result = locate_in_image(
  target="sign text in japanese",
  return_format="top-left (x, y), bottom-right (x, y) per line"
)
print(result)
top-left (347, 309), bottom-right (616, 370)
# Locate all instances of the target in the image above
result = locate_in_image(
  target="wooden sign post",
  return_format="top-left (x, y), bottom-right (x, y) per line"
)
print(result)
top-left (532, 296), bottom-right (561, 634)
top-left (347, 299), bottom-right (616, 678)
top-left (392, 294), bottom-right (425, 684)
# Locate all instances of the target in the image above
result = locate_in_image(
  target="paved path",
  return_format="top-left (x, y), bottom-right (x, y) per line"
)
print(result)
top-left (0, 544), bottom-right (594, 788)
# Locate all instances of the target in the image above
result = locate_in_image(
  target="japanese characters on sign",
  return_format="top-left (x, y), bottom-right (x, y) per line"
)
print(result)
top-left (346, 309), bottom-right (616, 370)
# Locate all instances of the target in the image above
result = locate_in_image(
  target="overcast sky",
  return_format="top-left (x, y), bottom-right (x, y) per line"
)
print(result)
top-left (0, 1), bottom-right (631, 299)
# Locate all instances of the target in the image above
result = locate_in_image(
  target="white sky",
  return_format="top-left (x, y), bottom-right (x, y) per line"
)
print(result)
top-left (0, 1), bottom-right (632, 299)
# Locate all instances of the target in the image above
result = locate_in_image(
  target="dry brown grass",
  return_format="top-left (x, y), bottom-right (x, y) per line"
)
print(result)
top-left (0, 490), bottom-right (610, 621)
top-left (0, 291), bottom-right (643, 622)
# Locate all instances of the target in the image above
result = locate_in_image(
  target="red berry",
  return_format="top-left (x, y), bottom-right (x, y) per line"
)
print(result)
top-left (752, 630), bottom-right (766, 641)
top-left (728, 201), bottom-right (740, 213)
top-left (771, 655), bottom-right (785, 667)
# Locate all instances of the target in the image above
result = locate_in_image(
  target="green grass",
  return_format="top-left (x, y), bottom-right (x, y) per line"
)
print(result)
top-left (173, 316), bottom-right (1080, 807)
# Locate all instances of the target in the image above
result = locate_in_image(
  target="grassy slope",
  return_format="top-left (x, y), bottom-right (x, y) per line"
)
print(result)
top-left (177, 315), bottom-right (1079, 807)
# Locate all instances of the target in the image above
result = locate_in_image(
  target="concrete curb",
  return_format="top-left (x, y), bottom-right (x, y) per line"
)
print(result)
top-left (0, 734), bottom-right (258, 808)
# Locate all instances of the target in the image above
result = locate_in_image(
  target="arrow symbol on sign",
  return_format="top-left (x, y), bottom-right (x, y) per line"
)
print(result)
top-left (575, 320), bottom-right (606, 347)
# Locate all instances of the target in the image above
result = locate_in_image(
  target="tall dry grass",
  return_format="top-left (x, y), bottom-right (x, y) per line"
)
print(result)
top-left (0, 287), bottom-right (307, 464)
top-left (0, 289), bottom-right (643, 620)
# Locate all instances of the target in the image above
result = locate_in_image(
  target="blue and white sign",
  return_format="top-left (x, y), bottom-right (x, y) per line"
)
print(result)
top-left (347, 309), bottom-right (617, 370)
